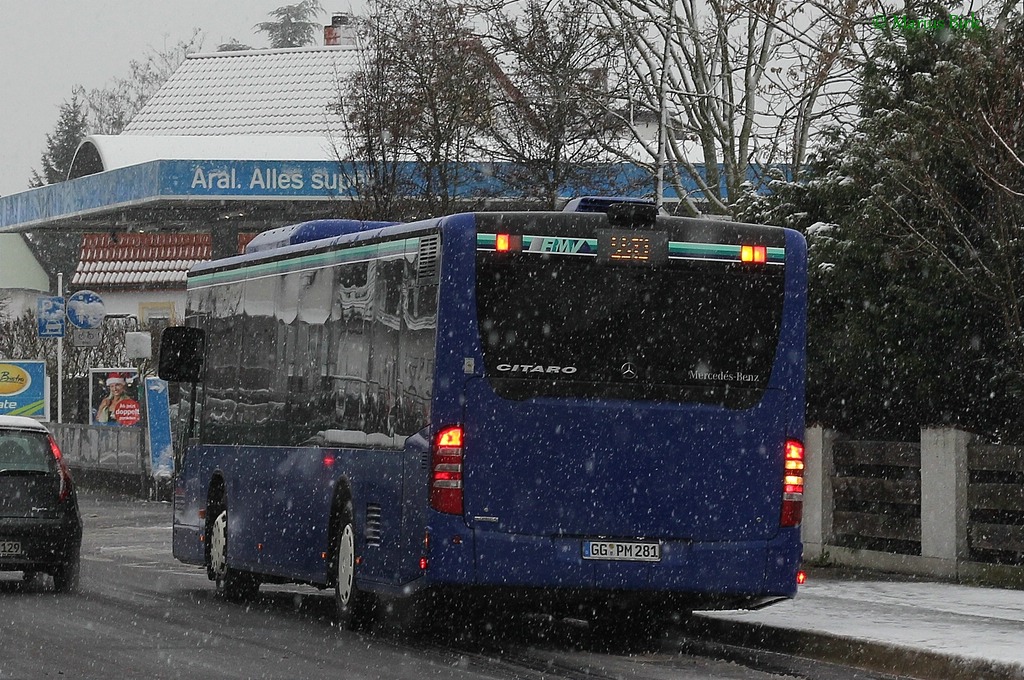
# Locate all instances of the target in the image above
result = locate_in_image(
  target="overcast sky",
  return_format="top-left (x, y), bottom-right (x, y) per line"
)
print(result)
top-left (0, 0), bottom-right (352, 198)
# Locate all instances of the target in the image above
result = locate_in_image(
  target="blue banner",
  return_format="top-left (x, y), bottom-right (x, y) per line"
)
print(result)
top-left (144, 377), bottom-right (174, 478)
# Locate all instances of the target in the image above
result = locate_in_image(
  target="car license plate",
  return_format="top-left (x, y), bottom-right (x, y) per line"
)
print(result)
top-left (0, 540), bottom-right (22, 556)
top-left (582, 540), bottom-right (660, 562)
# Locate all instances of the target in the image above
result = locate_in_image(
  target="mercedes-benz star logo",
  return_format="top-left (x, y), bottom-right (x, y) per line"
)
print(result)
top-left (621, 362), bottom-right (638, 380)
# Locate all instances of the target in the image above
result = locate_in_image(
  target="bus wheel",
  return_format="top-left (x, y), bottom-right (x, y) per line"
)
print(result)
top-left (209, 509), bottom-right (259, 602)
top-left (334, 518), bottom-right (375, 631)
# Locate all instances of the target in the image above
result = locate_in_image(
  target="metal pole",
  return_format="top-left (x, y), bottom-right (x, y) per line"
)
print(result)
top-left (655, 2), bottom-right (674, 212)
top-left (57, 272), bottom-right (63, 423)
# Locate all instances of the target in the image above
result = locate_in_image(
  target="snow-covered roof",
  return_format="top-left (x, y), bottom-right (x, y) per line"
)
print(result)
top-left (69, 134), bottom-right (341, 177)
top-left (124, 46), bottom-right (359, 137)
top-left (67, 45), bottom-right (361, 178)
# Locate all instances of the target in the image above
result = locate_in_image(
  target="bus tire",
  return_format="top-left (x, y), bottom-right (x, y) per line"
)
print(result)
top-left (334, 514), bottom-right (375, 631)
top-left (209, 508), bottom-right (259, 602)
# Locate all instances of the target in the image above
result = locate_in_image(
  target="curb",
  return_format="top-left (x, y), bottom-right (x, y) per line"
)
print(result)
top-left (681, 614), bottom-right (1024, 680)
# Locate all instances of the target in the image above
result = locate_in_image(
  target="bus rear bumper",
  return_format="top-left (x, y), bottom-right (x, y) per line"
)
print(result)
top-left (426, 528), bottom-right (801, 610)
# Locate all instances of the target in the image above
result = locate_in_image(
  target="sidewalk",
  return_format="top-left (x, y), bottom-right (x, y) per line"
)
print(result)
top-left (685, 568), bottom-right (1024, 679)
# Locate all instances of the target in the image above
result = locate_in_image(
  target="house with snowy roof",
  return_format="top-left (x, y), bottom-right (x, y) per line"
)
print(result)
top-left (48, 23), bottom-right (368, 327)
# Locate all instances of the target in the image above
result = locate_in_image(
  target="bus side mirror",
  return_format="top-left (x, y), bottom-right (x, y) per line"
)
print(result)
top-left (159, 326), bottom-right (205, 383)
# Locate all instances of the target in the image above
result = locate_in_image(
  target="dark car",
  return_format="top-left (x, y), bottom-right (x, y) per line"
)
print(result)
top-left (0, 415), bottom-right (82, 592)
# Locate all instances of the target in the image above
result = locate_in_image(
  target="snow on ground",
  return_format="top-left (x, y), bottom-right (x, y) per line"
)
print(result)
top-left (701, 577), bottom-right (1024, 669)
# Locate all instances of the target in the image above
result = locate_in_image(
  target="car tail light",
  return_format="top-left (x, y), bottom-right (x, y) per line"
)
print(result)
top-left (780, 439), bottom-right (804, 527)
top-left (430, 426), bottom-right (463, 515)
top-left (49, 435), bottom-right (73, 502)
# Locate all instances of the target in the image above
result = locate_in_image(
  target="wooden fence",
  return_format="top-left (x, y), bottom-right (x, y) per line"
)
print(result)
top-left (831, 440), bottom-right (921, 556)
top-left (804, 426), bottom-right (1024, 581)
top-left (968, 443), bottom-right (1024, 562)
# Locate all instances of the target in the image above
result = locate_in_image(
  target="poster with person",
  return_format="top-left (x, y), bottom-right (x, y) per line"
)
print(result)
top-left (90, 369), bottom-right (142, 427)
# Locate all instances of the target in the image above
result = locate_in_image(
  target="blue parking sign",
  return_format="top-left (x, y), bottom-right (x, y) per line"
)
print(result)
top-left (36, 296), bottom-right (65, 338)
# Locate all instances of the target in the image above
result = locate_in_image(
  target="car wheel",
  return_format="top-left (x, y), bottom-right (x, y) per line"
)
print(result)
top-left (52, 554), bottom-right (81, 594)
top-left (209, 509), bottom-right (259, 602)
top-left (334, 517), bottom-right (374, 631)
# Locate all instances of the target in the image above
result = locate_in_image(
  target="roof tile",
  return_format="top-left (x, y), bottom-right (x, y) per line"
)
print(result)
top-left (125, 47), bottom-right (358, 137)
top-left (72, 233), bottom-right (255, 289)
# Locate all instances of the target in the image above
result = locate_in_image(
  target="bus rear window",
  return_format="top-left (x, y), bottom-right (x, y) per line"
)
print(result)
top-left (475, 252), bottom-right (785, 407)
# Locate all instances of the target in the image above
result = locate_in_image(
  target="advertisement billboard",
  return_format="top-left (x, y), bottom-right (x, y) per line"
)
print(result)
top-left (89, 368), bottom-right (141, 427)
top-left (0, 360), bottom-right (47, 419)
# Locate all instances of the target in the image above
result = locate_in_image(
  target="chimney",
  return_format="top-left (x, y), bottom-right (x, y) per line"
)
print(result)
top-left (324, 13), bottom-right (357, 47)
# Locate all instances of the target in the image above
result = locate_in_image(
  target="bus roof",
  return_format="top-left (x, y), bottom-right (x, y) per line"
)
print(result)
top-left (244, 219), bottom-right (403, 254)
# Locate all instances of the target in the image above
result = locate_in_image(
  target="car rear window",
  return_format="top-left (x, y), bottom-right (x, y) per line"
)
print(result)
top-left (0, 431), bottom-right (54, 473)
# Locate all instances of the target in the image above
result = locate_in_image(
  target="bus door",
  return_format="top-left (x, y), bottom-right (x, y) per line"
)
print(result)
top-left (258, 445), bottom-right (331, 581)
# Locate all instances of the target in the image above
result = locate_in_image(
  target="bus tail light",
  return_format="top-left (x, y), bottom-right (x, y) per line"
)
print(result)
top-left (741, 244), bottom-right (767, 264)
top-left (430, 426), bottom-right (464, 515)
top-left (494, 233), bottom-right (521, 253)
top-left (781, 439), bottom-right (804, 527)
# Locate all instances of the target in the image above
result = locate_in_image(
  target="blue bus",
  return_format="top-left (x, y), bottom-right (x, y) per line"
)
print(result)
top-left (159, 198), bottom-right (807, 635)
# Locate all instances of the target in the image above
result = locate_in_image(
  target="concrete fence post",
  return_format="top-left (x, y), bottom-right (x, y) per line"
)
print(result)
top-left (920, 427), bottom-right (971, 569)
top-left (802, 425), bottom-right (836, 560)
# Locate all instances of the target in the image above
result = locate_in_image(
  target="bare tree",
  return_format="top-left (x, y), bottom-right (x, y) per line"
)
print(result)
top-left (336, 0), bottom-right (493, 217)
top-left (592, 0), bottom-right (881, 215)
top-left (394, 0), bottom-right (494, 215)
top-left (327, 4), bottom-right (418, 219)
top-left (475, 0), bottom-right (630, 208)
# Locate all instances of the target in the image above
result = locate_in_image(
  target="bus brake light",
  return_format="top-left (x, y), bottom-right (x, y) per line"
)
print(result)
top-left (431, 426), bottom-right (464, 515)
top-left (781, 439), bottom-right (804, 527)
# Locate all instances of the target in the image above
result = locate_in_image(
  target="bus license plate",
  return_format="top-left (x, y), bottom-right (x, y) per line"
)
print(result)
top-left (582, 540), bottom-right (660, 562)
top-left (0, 541), bottom-right (22, 556)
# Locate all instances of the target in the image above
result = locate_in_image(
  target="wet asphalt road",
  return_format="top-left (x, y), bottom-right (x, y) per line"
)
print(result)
top-left (0, 489), bottom-right (901, 680)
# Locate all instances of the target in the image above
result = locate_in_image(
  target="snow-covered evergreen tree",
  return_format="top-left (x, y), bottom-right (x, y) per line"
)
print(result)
top-left (30, 94), bottom-right (88, 187)
top-left (255, 1), bottom-right (325, 48)
top-left (738, 10), bottom-right (1024, 440)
